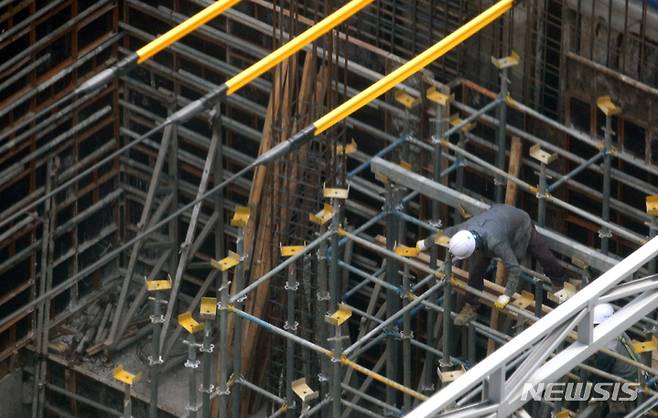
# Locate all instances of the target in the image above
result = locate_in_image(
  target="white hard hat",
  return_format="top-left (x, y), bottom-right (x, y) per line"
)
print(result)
top-left (449, 230), bottom-right (476, 260)
top-left (593, 303), bottom-right (614, 325)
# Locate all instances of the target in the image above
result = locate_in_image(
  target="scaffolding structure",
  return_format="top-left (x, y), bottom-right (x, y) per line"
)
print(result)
top-left (1, 0), bottom-right (658, 417)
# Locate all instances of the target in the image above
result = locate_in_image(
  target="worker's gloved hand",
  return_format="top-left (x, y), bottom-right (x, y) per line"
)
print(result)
top-left (416, 239), bottom-right (428, 252)
top-left (495, 295), bottom-right (510, 310)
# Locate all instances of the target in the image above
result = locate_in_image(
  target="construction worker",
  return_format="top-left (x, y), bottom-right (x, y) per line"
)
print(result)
top-left (416, 204), bottom-right (567, 325)
top-left (589, 303), bottom-right (641, 418)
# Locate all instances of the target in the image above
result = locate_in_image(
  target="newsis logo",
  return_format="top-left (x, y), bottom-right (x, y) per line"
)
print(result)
top-left (521, 382), bottom-right (640, 402)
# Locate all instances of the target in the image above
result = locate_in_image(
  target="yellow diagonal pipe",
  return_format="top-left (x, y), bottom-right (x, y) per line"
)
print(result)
top-left (225, 0), bottom-right (373, 95)
top-left (313, 0), bottom-right (513, 134)
top-left (136, 0), bottom-right (242, 63)
top-left (338, 356), bottom-right (428, 401)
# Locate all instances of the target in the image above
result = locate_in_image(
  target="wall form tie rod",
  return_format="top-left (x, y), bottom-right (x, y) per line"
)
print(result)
top-left (0, 0), bottom-right (373, 232)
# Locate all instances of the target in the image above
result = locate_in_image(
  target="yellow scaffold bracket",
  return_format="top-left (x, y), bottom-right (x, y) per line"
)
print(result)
top-left (291, 378), bottom-right (319, 402)
top-left (491, 50), bottom-right (520, 69)
top-left (210, 251), bottom-right (241, 272)
top-left (145, 275), bottom-right (172, 292)
top-left (395, 89), bottom-right (420, 109)
top-left (458, 205), bottom-right (472, 220)
top-left (280, 244), bottom-right (306, 257)
top-left (374, 171), bottom-right (389, 184)
top-left (548, 282), bottom-right (577, 305)
top-left (426, 86), bottom-right (452, 106)
top-left (178, 312), bottom-right (204, 334)
top-left (434, 233), bottom-right (450, 248)
top-left (631, 335), bottom-right (657, 353)
top-left (529, 144), bottom-right (557, 165)
top-left (325, 303), bottom-right (352, 326)
top-left (323, 185), bottom-right (349, 199)
top-left (230, 206), bottom-right (251, 227)
top-left (113, 365), bottom-right (142, 385)
top-left (437, 363), bottom-right (464, 383)
top-left (336, 139), bottom-right (357, 155)
top-left (596, 95), bottom-right (621, 117)
top-left (337, 226), bottom-right (348, 237)
top-left (200, 297), bottom-right (217, 320)
top-left (309, 203), bottom-right (334, 225)
top-left (399, 160), bottom-right (412, 171)
top-left (449, 114), bottom-right (476, 133)
top-left (512, 291), bottom-right (535, 310)
top-left (646, 195), bottom-right (658, 216)
top-left (394, 244), bottom-right (420, 257)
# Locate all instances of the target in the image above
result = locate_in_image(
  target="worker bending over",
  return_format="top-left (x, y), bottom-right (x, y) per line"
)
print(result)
top-left (417, 204), bottom-right (567, 325)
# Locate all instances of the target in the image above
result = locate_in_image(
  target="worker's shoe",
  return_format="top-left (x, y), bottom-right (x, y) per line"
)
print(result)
top-left (494, 294), bottom-right (511, 310)
top-left (454, 303), bottom-right (477, 326)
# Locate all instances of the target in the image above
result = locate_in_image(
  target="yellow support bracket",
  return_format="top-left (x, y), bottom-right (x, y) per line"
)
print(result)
top-left (374, 171), bottom-right (389, 184)
top-left (596, 95), bottom-right (621, 117)
top-left (336, 139), bottom-right (358, 155)
top-left (529, 143), bottom-right (558, 165)
top-left (309, 203), bottom-right (334, 225)
top-left (280, 244), bottom-right (306, 257)
top-left (323, 186), bottom-right (349, 199)
top-left (646, 195), bottom-right (658, 216)
top-left (210, 251), bottom-right (241, 272)
top-left (394, 244), bottom-right (420, 257)
top-left (511, 291), bottom-right (534, 310)
top-left (437, 363), bottom-right (465, 383)
top-left (399, 160), bottom-right (412, 171)
top-left (394, 90), bottom-right (420, 109)
top-left (113, 365), bottom-right (142, 385)
top-left (178, 312), bottom-right (204, 334)
top-left (434, 233), bottom-right (450, 248)
top-left (325, 303), bottom-right (352, 326)
top-left (145, 276), bottom-right (172, 292)
top-left (631, 335), bottom-right (657, 353)
top-left (230, 206), bottom-right (250, 227)
top-left (200, 297), bottom-right (217, 320)
top-left (291, 378), bottom-right (319, 402)
top-left (491, 50), bottom-right (520, 69)
top-left (426, 86), bottom-right (452, 106)
top-left (449, 114), bottom-right (476, 133)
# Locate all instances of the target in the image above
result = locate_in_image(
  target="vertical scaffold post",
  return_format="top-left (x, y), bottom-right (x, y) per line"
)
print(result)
top-left (441, 255), bottom-right (454, 374)
top-left (230, 207), bottom-right (250, 418)
top-left (597, 95), bottom-right (620, 255)
top-left (113, 366), bottom-right (141, 418)
top-left (492, 51), bottom-right (519, 202)
top-left (424, 85), bottom-right (451, 395)
top-left (179, 312), bottom-right (204, 417)
top-left (284, 263), bottom-right (299, 417)
top-left (385, 181), bottom-right (401, 408)
top-left (145, 277), bottom-right (171, 418)
top-left (198, 296), bottom-right (217, 418)
top-left (326, 305), bottom-right (351, 418)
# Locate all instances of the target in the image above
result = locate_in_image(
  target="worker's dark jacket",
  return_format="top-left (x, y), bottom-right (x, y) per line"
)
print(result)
top-left (430, 204), bottom-right (533, 296)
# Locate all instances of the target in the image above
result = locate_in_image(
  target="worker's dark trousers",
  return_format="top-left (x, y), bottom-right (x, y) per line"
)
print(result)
top-left (464, 226), bottom-right (567, 305)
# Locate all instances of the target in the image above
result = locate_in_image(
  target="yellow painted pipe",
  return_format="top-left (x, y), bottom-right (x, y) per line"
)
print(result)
top-left (313, 0), bottom-right (514, 134)
top-left (136, 0), bottom-right (242, 63)
top-left (225, 0), bottom-right (373, 95)
top-left (338, 355), bottom-right (429, 401)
